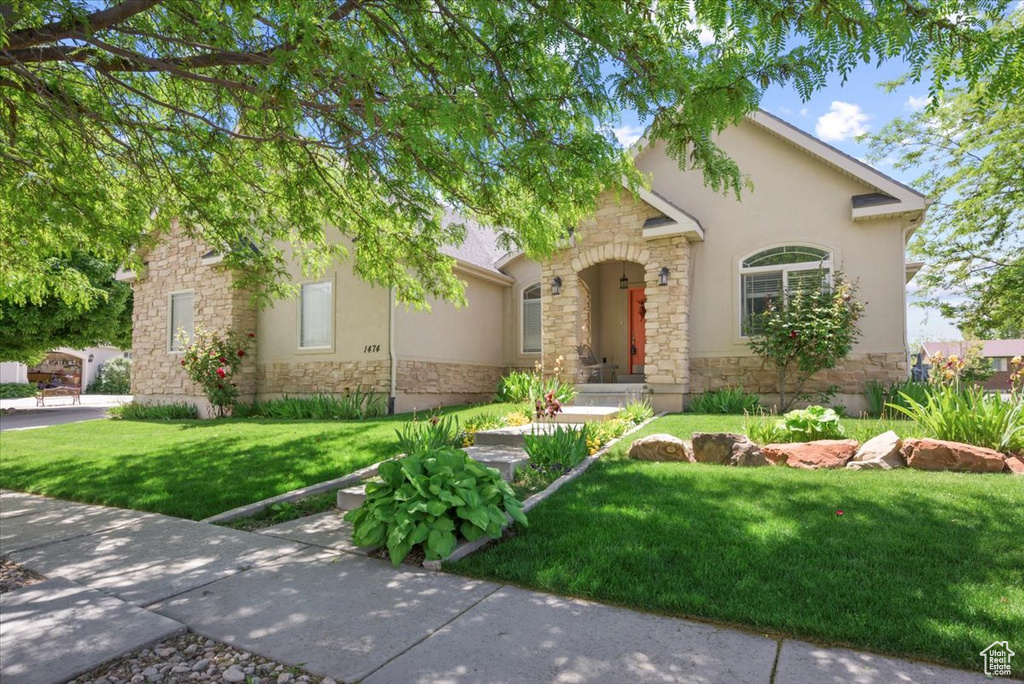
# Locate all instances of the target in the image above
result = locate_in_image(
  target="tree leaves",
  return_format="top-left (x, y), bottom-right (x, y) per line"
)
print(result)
top-left (3, 1), bottom-right (1021, 308)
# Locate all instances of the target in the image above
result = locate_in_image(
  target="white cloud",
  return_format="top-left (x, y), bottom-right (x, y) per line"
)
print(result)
top-left (778, 105), bottom-right (792, 116)
top-left (905, 95), bottom-right (931, 111)
top-left (799, 108), bottom-right (808, 117)
top-left (613, 125), bottom-right (645, 147)
top-left (815, 101), bottom-right (870, 142)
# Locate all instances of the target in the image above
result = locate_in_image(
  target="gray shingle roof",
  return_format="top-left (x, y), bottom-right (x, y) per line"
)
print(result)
top-left (438, 209), bottom-right (507, 274)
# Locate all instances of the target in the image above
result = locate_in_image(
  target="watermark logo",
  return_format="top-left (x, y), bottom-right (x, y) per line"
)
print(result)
top-left (980, 641), bottom-right (1015, 677)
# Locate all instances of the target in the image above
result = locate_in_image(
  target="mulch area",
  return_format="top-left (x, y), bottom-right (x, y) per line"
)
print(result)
top-left (0, 557), bottom-right (46, 593)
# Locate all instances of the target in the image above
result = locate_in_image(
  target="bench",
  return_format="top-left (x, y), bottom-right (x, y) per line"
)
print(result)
top-left (35, 387), bottom-right (82, 407)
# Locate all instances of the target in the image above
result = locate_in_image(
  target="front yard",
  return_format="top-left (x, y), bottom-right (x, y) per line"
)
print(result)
top-left (0, 404), bottom-right (515, 520)
top-left (451, 414), bottom-right (1024, 672)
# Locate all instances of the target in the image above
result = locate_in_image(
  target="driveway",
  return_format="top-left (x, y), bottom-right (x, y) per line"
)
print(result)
top-left (0, 395), bottom-right (131, 432)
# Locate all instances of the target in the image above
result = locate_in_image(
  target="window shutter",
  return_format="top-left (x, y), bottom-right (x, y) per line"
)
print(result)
top-left (300, 282), bottom-right (332, 348)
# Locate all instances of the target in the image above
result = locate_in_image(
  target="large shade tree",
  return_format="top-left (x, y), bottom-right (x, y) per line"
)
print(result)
top-left (2, 0), bottom-right (1022, 311)
top-left (866, 11), bottom-right (1023, 341)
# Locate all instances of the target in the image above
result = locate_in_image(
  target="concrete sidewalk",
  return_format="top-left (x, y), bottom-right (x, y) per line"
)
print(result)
top-left (0, 491), bottom-right (992, 684)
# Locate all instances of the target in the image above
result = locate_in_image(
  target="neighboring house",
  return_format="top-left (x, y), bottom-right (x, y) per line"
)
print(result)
top-left (918, 339), bottom-right (1024, 391)
top-left (0, 346), bottom-right (127, 390)
top-left (120, 110), bottom-right (927, 415)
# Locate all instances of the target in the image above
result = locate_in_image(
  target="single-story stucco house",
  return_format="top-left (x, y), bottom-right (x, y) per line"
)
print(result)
top-left (119, 111), bottom-right (928, 415)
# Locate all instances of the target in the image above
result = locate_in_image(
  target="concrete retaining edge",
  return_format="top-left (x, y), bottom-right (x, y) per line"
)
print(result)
top-left (423, 411), bottom-right (666, 571)
top-left (201, 460), bottom-right (386, 524)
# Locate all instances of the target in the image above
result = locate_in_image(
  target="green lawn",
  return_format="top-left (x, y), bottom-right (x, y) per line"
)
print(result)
top-left (452, 415), bottom-right (1024, 671)
top-left (0, 403), bottom-right (515, 520)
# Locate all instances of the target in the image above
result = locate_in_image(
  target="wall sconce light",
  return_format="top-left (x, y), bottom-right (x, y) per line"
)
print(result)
top-left (619, 261), bottom-right (629, 290)
top-left (88, 354), bottom-right (94, 363)
top-left (658, 267), bottom-right (670, 286)
top-left (552, 276), bottom-right (563, 296)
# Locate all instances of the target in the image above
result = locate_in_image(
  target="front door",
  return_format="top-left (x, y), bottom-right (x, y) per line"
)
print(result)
top-left (628, 287), bottom-right (646, 375)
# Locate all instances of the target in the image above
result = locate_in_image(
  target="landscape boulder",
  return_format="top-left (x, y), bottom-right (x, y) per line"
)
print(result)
top-left (902, 438), bottom-right (1006, 473)
top-left (692, 432), bottom-right (768, 467)
top-left (762, 440), bottom-right (858, 469)
top-left (628, 434), bottom-right (694, 462)
top-left (1005, 456), bottom-right (1024, 476)
top-left (846, 431), bottom-right (905, 470)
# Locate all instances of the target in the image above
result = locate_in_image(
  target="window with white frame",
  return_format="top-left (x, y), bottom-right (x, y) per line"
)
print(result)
top-left (168, 291), bottom-right (194, 352)
top-left (740, 246), bottom-right (832, 336)
top-left (522, 283), bottom-right (542, 354)
top-left (299, 281), bottom-right (333, 349)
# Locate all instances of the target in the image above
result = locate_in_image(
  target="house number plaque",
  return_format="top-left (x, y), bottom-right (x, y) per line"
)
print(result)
top-left (363, 344), bottom-right (381, 353)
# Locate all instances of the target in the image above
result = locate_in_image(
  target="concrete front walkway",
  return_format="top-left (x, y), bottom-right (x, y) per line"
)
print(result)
top-left (0, 491), bottom-right (991, 684)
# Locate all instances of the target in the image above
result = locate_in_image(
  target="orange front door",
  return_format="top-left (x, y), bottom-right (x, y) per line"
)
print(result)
top-left (628, 287), bottom-right (647, 375)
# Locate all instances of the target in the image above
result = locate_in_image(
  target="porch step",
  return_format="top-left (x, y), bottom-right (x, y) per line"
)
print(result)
top-left (474, 422), bottom-right (586, 448)
top-left (336, 485), bottom-right (366, 511)
top-left (617, 374), bottom-right (646, 383)
top-left (462, 445), bottom-right (529, 481)
top-left (551, 406), bottom-right (621, 424)
top-left (572, 383), bottom-right (651, 407)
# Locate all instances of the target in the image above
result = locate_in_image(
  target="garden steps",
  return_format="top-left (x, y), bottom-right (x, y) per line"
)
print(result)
top-left (572, 383), bottom-right (651, 407)
top-left (335, 446), bottom-right (530, 511)
top-left (473, 422), bottom-right (586, 448)
top-left (551, 406), bottom-right (621, 424)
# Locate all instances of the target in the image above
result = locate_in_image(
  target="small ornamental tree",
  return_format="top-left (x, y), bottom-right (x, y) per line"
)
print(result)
top-left (179, 327), bottom-right (255, 417)
top-left (746, 272), bottom-right (864, 411)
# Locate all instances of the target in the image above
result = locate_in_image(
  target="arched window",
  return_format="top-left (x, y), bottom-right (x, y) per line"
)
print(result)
top-left (740, 246), bottom-right (832, 335)
top-left (522, 283), bottom-right (542, 354)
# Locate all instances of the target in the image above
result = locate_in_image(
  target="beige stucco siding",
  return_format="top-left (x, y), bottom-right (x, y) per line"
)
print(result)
top-left (498, 256), bottom-right (542, 368)
top-left (256, 235), bottom-right (392, 395)
top-left (637, 120), bottom-right (911, 360)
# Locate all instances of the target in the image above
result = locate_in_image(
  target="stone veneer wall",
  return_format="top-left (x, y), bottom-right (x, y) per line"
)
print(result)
top-left (257, 360), bottom-right (390, 395)
top-left (689, 352), bottom-right (909, 396)
top-left (396, 360), bottom-right (505, 397)
top-left (542, 190), bottom-right (692, 389)
top-left (131, 220), bottom-right (257, 405)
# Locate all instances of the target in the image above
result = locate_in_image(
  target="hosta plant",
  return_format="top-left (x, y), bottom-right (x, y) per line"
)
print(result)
top-left (776, 406), bottom-right (846, 441)
top-left (344, 447), bottom-right (527, 566)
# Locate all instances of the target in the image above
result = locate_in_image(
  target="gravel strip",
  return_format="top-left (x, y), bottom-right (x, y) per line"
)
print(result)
top-left (0, 557), bottom-right (46, 593)
top-left (69, 633), bottom-right (336, 684)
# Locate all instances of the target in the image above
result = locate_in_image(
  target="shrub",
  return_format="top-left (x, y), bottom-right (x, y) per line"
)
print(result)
top-left (745, 413), bottom-right (786, 445)
top-left (396, 414), bottom-right (463, 455)
top-left (495, 370), bottom-right (576, 405)
top-left (524, 425), bottom-right (589, 471)
top-left (619, 399), bottom-right (655, 424)
top-left (344, 447), bottom-right (527, 566)
top-left (87, 356), bottom-right (132, 394)
top-left (179, 327), bottom-right (255, 417)
top-left (745, 406), bottom-right (844, 444)
top-left (462, 411), bottom-right (508, 446)
top-left (109, 401), bottom-right (198, 420)
top-left (503, 406), bottom-right (532, 426)
top-left (687, 387), bottom-right (761, 414)
top-left (0, 383), bottom-right (38, 399)
top-left (233, 390), bottom-right (386, 420)
top-left (587, 418), bottom-right (629, 454)
top-left (888, 385), bottom-right (1023, 453)
top-left (746, 271), bottom-right (863, 410)
top-left (865, 379), bottom-right (932, 419)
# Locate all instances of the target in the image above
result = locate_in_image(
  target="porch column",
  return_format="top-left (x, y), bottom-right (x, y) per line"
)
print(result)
top-left (643, 236), bottom-right (692, 391)
top-left (540, 262), bottom-right (578, 384)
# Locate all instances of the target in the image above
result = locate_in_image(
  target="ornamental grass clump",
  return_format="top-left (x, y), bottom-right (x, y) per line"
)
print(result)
top-left (888, 385), bottom-right (1023, 454)
top-left (179, 327), bottom-right (254, 417)
top-left (687, 387), bottom-right (762, 414)
top-left (345, 447), bottom-right (527, 566)
top-left (524, 425), bottom-right (589, 471)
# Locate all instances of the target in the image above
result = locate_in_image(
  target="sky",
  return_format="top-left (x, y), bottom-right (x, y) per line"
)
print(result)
top-left (611, 58), bottom-right (965, 345)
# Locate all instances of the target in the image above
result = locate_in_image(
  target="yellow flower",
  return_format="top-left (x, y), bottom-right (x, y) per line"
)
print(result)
top-left (1012, 355), bottom-right (1022, 365)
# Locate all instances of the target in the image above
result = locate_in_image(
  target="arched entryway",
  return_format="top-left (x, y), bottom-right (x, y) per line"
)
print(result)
top-left (577, 259), bottom-right (647, 382)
